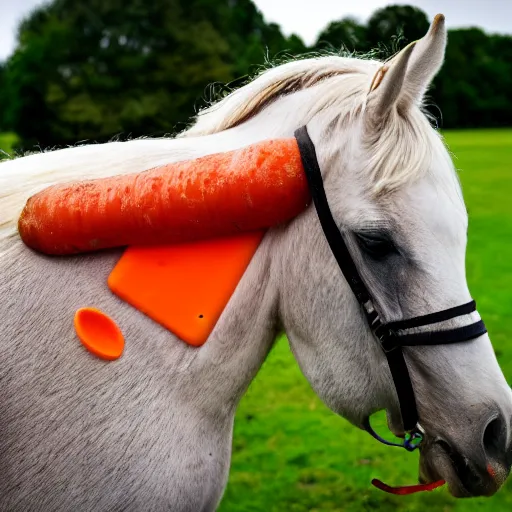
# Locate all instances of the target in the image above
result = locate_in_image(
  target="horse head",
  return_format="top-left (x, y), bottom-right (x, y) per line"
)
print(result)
top-left (277, 15), bottom-right (512, 497)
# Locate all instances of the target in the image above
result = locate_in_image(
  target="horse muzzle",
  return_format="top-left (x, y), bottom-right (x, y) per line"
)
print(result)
top-left (420, 415), bottom-right (512, 497)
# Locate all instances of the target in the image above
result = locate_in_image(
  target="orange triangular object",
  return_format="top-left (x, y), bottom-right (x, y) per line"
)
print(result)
top-left (108, 232), bottom-right (264, 346)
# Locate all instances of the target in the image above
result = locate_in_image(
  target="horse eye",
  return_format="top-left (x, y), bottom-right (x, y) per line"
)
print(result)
top-left (354, 232), bottom-right (395, 259)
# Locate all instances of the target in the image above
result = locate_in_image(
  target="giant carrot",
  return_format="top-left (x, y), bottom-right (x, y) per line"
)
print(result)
top-left (18, 138), bottom-right (310, 255)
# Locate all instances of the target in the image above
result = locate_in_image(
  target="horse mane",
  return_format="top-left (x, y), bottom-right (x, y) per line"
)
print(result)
top-left (182, 56), bottom-right (378, 137)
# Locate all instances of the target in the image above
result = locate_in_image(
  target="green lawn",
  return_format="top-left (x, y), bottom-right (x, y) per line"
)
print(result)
top-left (0, 132), bottom-right (19, 159)
top-left (219, 129), bottom-right (512, 512)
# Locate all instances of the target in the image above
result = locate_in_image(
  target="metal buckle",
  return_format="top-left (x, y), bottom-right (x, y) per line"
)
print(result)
top-left (364, 416), bottom-right (425, 452)
top-left (403, 424), bottom-right (425, 452)
top-left (375, 326), bottom-right (398, 353)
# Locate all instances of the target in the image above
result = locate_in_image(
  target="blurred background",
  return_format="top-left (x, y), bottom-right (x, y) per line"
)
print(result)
top-left (1, 0), bottom-right (511, 154)
top-left (1, 1), bottom-right (512, 510)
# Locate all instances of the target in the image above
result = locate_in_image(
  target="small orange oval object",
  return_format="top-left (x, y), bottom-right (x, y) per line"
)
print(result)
top-left (74, 307), bottom-right (124, 360)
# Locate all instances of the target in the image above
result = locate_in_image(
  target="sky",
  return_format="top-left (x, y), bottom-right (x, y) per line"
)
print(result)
top-left (1, 0), bottom-right (511, 61)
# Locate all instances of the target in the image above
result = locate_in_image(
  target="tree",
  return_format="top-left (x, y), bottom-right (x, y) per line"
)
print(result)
top-left (432, 29), bottom-right (512, 128)
top-left (366, 5), bottom-right (430, 56)
top-left (314, 17), bottom-right (369, 53)
top-left (313, 5), bottom-right (430, 57)
top-left (5, 0), bottom-right (307, 149)
top-left (3, 0), bottom-right (511, 146)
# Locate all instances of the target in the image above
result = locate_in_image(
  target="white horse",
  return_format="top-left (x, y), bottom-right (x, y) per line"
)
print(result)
top-left (1, 14), bottom-right (511, 510)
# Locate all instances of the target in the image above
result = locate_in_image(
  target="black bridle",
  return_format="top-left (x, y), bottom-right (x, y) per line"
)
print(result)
top-left (294, 125), bottom-right (487, 451)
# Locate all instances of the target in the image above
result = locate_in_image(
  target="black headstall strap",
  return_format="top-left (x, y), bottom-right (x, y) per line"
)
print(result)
top-left (294, 125), bottom-right (488, 446)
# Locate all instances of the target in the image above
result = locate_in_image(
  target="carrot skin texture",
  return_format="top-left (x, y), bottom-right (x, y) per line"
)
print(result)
top-left (18, 138), bottom-right (310, 255)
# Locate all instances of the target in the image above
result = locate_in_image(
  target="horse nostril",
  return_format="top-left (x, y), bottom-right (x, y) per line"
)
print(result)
top-left (482, 415), bottom-right (506, 462)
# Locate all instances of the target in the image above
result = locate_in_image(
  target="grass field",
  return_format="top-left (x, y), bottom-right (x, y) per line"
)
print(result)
top-left (1, 129), bottom-right (511, 510)
top-left (218, 129), bottom-right (512, 512)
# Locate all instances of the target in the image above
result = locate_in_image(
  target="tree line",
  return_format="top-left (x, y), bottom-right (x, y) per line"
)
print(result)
top-left (0, 1), bottom-right (511, 152)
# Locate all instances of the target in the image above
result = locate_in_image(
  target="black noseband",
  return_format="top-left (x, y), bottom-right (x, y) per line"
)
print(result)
top-left (294, 125), bottom-right (487, 446)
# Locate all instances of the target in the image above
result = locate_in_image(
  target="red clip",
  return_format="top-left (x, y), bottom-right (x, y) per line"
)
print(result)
top-left (371, 478), bottom-right (445, 495)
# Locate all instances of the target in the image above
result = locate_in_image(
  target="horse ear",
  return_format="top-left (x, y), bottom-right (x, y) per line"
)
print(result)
top-left (366, 41), bottom-right (416, 122)
top-left (365, 14), bottom-right (447, 122)
top-left (398, 14), bottom-right (447, 108)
